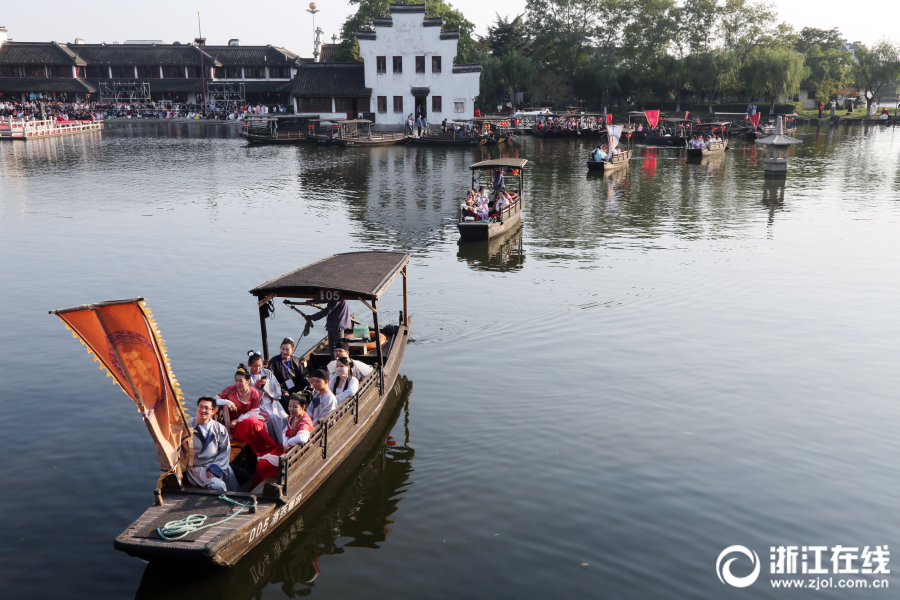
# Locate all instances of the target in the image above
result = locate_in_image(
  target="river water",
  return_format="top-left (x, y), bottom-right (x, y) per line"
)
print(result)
top-left (1, 122), bottom-right (899, 599)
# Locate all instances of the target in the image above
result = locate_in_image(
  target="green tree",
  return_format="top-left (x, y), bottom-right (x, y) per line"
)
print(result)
top-left (336, 0), bottom-right (478, 64)
top-left (794, 27), bottom-right (843, 53)
top-left (483, 14), bottom-right (530, 58)
top-left (741, 46), bottom-right (809, 113)
top-left (852, 40), bottom-right (900, 115)
top-left (574, 50), bottom-right (620, 113)
top-left (477, 52), bottom-right (506, 107)
top-left (525, 0), bottom-right (604, 78)
top-left (802, 44), bottom-right (851, 105)
top-left (500, 51), bottom-right (537, 97)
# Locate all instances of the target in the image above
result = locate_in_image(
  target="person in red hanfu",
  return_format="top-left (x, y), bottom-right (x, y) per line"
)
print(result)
top-left (215, 364), bottom-right (277, 457)
top-left (251, 393), bottom-right (314, 489)
top-left (474, 107), bottom-right (481, 117)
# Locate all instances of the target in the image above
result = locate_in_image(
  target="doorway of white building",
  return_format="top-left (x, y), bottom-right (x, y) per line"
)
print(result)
top-left (414, 95), bottom-right (428, 120)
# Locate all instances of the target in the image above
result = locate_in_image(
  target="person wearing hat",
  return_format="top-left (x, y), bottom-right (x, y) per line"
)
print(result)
top-left (250, 393), bottom-right (314, 489)
top-left (267, 337), bottom-right (311, 411)
top-left (327, 339), bottom-right (373, 381)
top-left (307, 368), bottom-right (337, 425)
top-left (185, 396), bottom-right (241, 492)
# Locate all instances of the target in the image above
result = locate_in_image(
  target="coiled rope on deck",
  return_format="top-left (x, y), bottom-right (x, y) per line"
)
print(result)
top-left (156, 494), bottom-right (258, 541)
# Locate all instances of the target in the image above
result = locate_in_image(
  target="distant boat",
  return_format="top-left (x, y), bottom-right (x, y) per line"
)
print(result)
top-left (458, 158), bottom-right (528, 241)
top-left (241, 114), bottom-right (319, 144)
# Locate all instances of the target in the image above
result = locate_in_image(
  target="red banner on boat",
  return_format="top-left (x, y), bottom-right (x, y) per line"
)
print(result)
top-left (606, 114), bottom-right (613, 124)
top-left (644, 110), bottom-right (660, 128)
top-left (52, 298), bottom-right (193, 481)
top-left (750, 113), bottom-right (760, 128)
top-left (685, 111), bottom-right (690, 120)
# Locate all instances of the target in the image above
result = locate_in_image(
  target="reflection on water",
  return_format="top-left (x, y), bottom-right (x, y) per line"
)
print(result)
top-left (456, 224), bottom-right (525, 272)
top-left (3, 123), bottom-right (900, 600)
top-left (135, 377), bottom-right (414, 600)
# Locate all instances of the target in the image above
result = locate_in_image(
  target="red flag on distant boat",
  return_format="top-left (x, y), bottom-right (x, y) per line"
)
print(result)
top-left (51, 298), bottom-right (193, 483)
top-left (685, 111), bottom-right (689, 120)
top-left (644, 110), bottom-right (660, 128)
top-left (606, 114), bottom-right (612, 124)
top-left (749, 113), bottom-right (760, 128)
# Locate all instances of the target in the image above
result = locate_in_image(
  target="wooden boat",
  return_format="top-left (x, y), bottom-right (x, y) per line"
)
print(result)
top-left (643, 117), bottom-right (692, 146)
top-left (587, 125), bottom-right (635, 172)
top-left (458, 158), bottom-right (528, 241)
top-left (588, 149), bottom-right (632, 172)
top-left (686, 137), bottom-right (728, 158)
top-left (320, 119), bottom-right (408, 147)
top-left (134, 375), bottom-right (414, 597)
top-left (241, 115), bottom-right (320, 144)
top-left (111, 251), bottom-right (412, 567)
top-left (0, 117), bottom-right (103, 140)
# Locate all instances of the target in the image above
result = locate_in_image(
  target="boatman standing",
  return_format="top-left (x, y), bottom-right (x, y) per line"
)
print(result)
top-left (305, 300), bottom-right (350, 352)
top-left (185, 396), bottom-right (241, 492)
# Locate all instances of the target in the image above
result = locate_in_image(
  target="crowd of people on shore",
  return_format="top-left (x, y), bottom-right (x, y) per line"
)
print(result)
top-left (0, 99), bottom-right (292, 122)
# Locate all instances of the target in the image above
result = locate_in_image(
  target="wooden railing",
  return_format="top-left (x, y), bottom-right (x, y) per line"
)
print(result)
top-left (278, 364), bottom-right (381, 497)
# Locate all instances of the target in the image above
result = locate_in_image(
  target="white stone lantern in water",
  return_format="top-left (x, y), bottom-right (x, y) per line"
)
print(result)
top-left (756, 116), bottom-right (801, 177)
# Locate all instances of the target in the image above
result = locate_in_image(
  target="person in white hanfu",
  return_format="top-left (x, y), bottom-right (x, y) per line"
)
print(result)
top-left (307, 369), bottom-right (338, 425)
top-left (185, 396), bottom-right (241, 492)
top-left (329, 356), bottom-right (360, 403)
top-left (326, 339), bottom-right (373, 381)
top-left (247, 350), bottom-right (288, 444)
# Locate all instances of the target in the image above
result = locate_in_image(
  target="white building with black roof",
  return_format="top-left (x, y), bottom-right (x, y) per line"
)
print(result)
top-left (290, 4), bottom-right (482, 126)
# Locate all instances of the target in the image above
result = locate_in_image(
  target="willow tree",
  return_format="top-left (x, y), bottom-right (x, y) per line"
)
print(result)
top-left (803, 44), bottom-right (852, 106)
top-left (741, 47), bottom-right (809, 113)
top-left (853, 41), bottom-right (900, 115)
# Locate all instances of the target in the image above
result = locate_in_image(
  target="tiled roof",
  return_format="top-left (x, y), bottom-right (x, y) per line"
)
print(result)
top-left (319, 44), bottom-right (340, 63)
top-left (0, 77), bottom-right (96, 92)
top-left (440, 30), bottom-right (460, 40)
top-left (423, 18), bottom-right (443, 27)
top-left (203, 45), bottom-right (299, 66)
top-left (389, 3), bottom-right (426, 12)
top-left (452, 64), bottom-right (482, 73)
top-left (356, 32), bottom-right (377, 40)
top-left (372, 18), bottom-right (393, 27)
top-left (0, 42), bottom-right (85, 65)
top-left (242, 81), bottom-right (294, 93)
top-left (70, 44), bottom-right (219, 66)
top-left (292, 63), bottom-right (370, 97)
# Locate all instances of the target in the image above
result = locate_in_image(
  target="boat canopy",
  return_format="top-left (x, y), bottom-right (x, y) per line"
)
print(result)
top-left (469, 158), bottom-right (529, 171)
top-left (250, 251), bottom-right (410, 302)
top-left (714, 112), bottom-right (750, 116)
top-left (698, 121), bottom-right (730, 126)
top-left (661, 117), bottom-right (693, 123)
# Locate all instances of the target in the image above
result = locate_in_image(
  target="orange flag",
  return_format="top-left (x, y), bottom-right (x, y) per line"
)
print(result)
top-left (51, 298), bottom-right (192, 481)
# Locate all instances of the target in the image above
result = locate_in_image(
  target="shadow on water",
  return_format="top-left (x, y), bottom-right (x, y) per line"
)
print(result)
top-left (134, 376), bottom-right (415, 600)
top-left (456, 223), bottom-right (526, 272)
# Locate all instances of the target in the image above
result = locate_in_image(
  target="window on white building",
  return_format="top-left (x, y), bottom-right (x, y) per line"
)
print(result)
top-left (432, 96), bottom-right (442, 112)
top-left (377, 56), bottom-right (386, 73)
top-left (393, 56), bottom-right (402, 73)
top-left (432, 56), bottom-right (441, 73)
top-left (393, 96), bottom-right (403, 112)
top-left (453, 100), bottom-right (465, 113)
top-left (415, 56), bottom-right (425, 73)
top-left (377, 96), bottom-right (387, 112)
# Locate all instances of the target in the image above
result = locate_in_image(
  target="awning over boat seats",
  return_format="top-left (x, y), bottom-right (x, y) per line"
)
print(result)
top-left (249, 251), bottom-right (411, 302)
